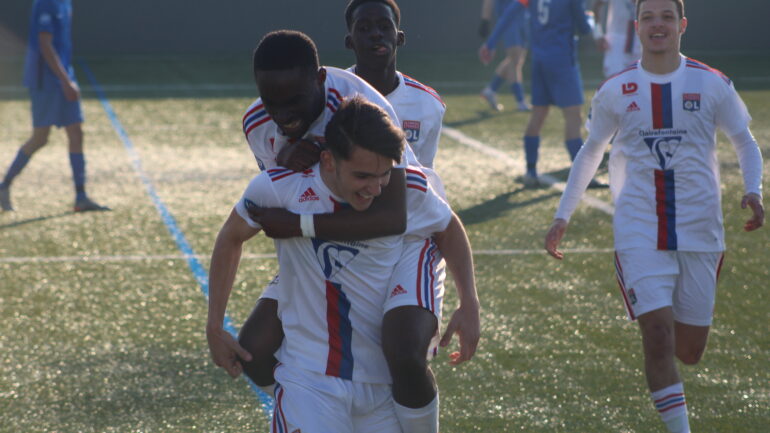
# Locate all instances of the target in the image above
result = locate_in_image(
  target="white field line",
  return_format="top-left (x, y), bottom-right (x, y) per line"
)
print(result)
top-left (441, 125), bottom-right (616, 216)
top-left (0, 248), bottom-right (614, 264)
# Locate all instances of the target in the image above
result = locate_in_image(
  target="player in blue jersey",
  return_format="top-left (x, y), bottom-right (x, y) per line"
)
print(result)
top-left (479, 0), bottom-right (602, 187)
top-left (0, 0), bottom-right (108, 212)
top-left (479, 0), bottom-right (531, 112)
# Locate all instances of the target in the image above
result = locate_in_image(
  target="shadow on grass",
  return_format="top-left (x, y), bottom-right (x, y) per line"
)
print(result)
top-left (444, 110), bottom-right (504, 128)
top-left (0, 211), bottom-right (74, 230)
top-left (457, 187), bottom-right (562, 227)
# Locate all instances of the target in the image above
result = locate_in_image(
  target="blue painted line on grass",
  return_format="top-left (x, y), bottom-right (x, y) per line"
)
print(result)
top-left (79, 60), bottom-right (274, 415)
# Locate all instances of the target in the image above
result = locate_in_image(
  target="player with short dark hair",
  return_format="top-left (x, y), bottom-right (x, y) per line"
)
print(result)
top-left (546, 1), bottom-right (763, 431)
top-left (0, 0), bottom-right (108, 212)
top-left (344, 0), bottom-right (445, 169)
top-left (343, 2), bottom-right (480, 432)
top-left (208, 96), bottom-right (477, 433)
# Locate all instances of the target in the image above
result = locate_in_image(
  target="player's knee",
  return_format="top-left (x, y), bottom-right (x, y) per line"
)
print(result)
top-left (676, 345), bottom-right (705, 365)
top-left (642, 322), bottom-right (675, 359)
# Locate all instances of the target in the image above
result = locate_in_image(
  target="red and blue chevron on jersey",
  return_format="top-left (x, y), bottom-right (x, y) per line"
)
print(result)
top-left (267, 168), bottom-right (296, 182)
top-left (243, 67), bottom-right (417, 172)
top-left (406, 168), bottom-right (428, 192)
top-left (242, 103), bottom-right (271, 137)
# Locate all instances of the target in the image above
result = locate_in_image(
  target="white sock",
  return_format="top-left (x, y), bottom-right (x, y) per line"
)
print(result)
top-left (651, 383), bottom-right (690, 433)
top-left (393, 393), bottom-right (439, 433)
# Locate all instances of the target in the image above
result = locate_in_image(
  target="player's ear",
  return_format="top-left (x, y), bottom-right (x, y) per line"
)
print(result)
top-left (320, 150), bottom-right (335, 172)
top-left (344, 34), bottom-right (353, 50)
top-left (316, 67), bottom-right (327, 87)
top-left (397, 30), bottom-right (405, 47)
top-left (679, 16), bottom-right (687, 35)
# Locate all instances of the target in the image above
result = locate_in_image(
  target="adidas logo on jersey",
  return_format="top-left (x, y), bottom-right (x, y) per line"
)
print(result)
top-left (626, 101), bottom-right (640, 112)
top-left (299, 187), bottom-right (320, 202)
top-left (390, 285), bottom-right (407, 298)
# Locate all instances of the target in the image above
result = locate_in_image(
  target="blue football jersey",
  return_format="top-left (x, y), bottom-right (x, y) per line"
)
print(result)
top-left (487, 0), bottom-right (593, 61)
top-left (23, 0), bottom-right (74, 88)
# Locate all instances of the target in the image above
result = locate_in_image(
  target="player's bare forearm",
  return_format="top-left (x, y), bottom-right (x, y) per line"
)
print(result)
top-left (38, 32), bottom-right (78, 99)
top-left (313, 167), bottom-right (407, 240)
top-left (207, 209), bottom-right (259, 329)
top-left (434, 213), bottom-right (480, 364)
top-left (434, 213), bottom-right (479, 309)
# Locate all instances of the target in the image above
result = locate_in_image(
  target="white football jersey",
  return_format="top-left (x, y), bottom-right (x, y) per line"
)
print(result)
top-left (605, 0), bottom-right (637, 37)
top-left (602, 0), bottom-right (641, 76)
top-left (574, 56), bottom-right (754, 252)
top-left (234, 164), bottom-right (452, 384)
top-left (242, 66), bottom-right (418, 171)
top-left (347, 67), bottom-right (446, 168)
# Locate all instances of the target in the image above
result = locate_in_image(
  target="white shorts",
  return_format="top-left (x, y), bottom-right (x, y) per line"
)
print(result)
top-left (614, 249), bottom-right (724, 326)
top-left (384, 238), bottom-right (446, 357)
top-left (271, 363), bottom-right (401, 433)
top-left (602, 32), bottom-right (641, 77)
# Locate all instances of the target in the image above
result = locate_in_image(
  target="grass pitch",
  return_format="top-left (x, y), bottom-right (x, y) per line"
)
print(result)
top-left (1, 52), bottom-right (768, 432)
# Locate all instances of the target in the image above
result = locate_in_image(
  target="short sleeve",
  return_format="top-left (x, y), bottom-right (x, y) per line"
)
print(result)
top-left (234, 173), bottom-right (281, 228)
top-left (36, 0), bottom-right (58, 34)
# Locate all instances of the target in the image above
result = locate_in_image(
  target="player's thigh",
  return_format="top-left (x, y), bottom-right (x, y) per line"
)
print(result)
top-left (548, 61), bottom-right (584, 108)
top-left (383, 238), bottom-right (444, 358)
top-left (239, 277), bottom-right (283, 355)
top-left (615, 249), bottom-right (679, 321)
top-left (272, 364), bottom-right (353, 433)
top-left (671, 252), bottom-right (723, 327)
top-left (529, 59), bottom-right (553, 107)
top-left (351, 382), bottom-right (402, 433)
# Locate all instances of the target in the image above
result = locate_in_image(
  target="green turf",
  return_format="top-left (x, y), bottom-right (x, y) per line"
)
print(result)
top-left (1, 53), bottom-right (768, 432)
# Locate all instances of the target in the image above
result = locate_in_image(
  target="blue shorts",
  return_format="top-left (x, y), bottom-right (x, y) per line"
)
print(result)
top-left (495, 0), bottom-right (529, 48)
top-left (530, 57), bottom-right (584, 108)
top-left (30, 78), bottom-right (84, 128)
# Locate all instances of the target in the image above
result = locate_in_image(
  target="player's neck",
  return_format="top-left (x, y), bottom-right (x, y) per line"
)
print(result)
top-left (641, 50), bottom-right (682, 75)
top-left (355, 63), bottom-right (399, 96)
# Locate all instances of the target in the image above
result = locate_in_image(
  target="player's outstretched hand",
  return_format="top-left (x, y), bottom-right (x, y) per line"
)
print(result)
top-left (246, 206), bottom-right (301, 238)
top-left (478, 45), bottom-right (495, 66)
top-left (276, 138), bottom-right (322, 172)
top-left (206, 326), bottom-right (252, 378)
top-left (545, 218), bottom-right (568, 260)
top-left (741, 193), bottom-right (764, 231)
top-left (439, 302), bottom-right (480, 365)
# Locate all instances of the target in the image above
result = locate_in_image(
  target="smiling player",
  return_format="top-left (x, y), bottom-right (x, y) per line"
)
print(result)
top-left (545, 1), bottom-right (763, 431)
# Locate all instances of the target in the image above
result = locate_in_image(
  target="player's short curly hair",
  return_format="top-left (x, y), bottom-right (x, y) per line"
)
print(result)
top-left (344, 0), bottom-right (401, 29)
top-left (252, 30), bottom-right (319, 75)
top-left (636, 0), bottom-right (684, 19)
top-left (325, 95), bottom-right (404, 163)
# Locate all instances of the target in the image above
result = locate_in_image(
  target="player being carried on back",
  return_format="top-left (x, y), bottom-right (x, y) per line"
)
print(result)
top-left (222, 26), bottom-right (479, 433)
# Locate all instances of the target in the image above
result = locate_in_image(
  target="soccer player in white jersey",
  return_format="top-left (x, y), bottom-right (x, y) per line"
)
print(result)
top-left (236, 30), bottom-right (413, 389)
top-left (345, 0), bottom-right (446, 169)
top-left (544, 1), bottom-right (764, 432)
top-left (592, 0), bottom-right (642, 77)
top-left (236, 30), bottom-right (480, 433)
top-left (343, 2), bottom-right (470, 430)
top-left (207, 96), bottom-right (478, 433)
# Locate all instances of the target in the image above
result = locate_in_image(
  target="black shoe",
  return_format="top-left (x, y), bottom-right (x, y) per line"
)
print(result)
top-left (74, 197), bottom-right (111, 212)
top-left (0, 185), bottom-right (13, 211)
